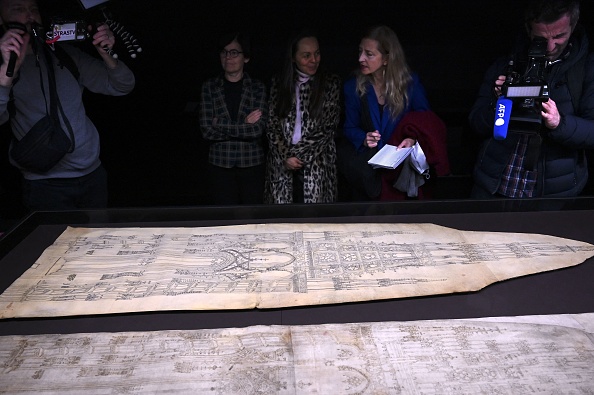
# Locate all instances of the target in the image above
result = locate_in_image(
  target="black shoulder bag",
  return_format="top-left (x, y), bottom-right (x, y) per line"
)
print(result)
top-left (336, 96), bottom-right (382, 198)
top-left (10, 45), bottom-right (75, 173)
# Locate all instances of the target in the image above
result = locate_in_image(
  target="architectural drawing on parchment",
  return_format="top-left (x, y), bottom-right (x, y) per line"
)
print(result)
top-left (0, 313), bottom-right (593, 394)
top-left (0, 223), bottom-right (593, 318)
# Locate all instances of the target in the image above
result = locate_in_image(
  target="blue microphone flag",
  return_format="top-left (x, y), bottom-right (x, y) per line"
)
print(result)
top-left (493, 97), bottom-right (513, 140)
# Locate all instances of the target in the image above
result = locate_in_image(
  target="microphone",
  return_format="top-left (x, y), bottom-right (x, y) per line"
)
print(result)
top-left (493, 96), bottom-right (513, 140)
top-left (6, 52), bottom-right (17, 78)
top-left (4, 22), bottom-right (27, 78)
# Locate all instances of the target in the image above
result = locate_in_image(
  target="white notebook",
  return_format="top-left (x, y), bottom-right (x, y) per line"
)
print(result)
top-left (367, 145), bottom-right (413, 169)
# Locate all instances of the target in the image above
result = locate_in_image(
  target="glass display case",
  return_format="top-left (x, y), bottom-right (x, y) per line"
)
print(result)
top-left (1, 197), bottom-right (593, 336)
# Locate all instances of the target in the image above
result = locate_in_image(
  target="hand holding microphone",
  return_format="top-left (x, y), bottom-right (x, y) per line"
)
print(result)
top-left (2, 22), bottom-right (28, 78)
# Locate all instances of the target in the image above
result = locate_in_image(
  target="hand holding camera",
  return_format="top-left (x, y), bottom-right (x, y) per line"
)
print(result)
top-left (493, 37), bottom-right (553, 139)
top-left (46, 0), bottom-right (141, 60)
top-left (493, 75), bottom-right (506, 98)
top-left (91, 23), bottom-right (116, 59)
top-left (540, 97), bottom-right (560, 129)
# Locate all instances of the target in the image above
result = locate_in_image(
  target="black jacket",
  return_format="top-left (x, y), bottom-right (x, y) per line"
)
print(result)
top-left (469, 25), bottom-right (594, 197)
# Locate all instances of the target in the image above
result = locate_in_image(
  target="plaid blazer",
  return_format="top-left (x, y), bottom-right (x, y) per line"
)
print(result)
top-left (199, 73), bottom-right (267, 168)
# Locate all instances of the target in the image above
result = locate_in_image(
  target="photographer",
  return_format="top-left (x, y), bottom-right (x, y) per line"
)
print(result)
top-left (469, 0), bottom-right (594, 198)
top-left (0, 0), bottom-right (135, 211)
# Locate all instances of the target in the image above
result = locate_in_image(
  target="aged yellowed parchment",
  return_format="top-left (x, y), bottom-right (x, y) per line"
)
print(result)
top-left (0, 223), bottom-right (592, 318)
top-left (0, 313), bottom-right (593, 394)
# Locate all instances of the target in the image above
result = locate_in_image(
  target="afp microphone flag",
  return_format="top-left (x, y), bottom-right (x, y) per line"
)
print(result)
top-left (494, 97), bottom-right (512, 140)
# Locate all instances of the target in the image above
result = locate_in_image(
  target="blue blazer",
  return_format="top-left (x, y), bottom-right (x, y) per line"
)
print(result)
top-left (343, 73), bottom-right (430, 151)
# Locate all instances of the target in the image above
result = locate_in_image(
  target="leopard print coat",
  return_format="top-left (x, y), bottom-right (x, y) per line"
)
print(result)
top-left (265, 73), bottom-right (341, 204)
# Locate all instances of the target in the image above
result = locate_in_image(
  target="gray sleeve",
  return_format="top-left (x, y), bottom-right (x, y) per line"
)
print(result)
top-left (62, 45), bottom-right (136, 96)
top-left (0, 85), bottom-right (12, 126)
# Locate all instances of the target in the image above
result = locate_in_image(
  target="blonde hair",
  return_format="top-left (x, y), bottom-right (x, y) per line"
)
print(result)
top-left (355, 25), bottom-right (412, 119)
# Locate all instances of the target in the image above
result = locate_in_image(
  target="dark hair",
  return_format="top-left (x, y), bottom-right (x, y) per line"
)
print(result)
top-left (525, 0), bottom-right (580, 29)
top-left (275, 28), bottom-right (328, 120)
top-left (218, 31), bottom-right (251, 58)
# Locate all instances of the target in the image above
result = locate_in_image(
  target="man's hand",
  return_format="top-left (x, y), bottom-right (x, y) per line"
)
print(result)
top-left (541, 98), bottom-right (561, 129)
top-left (91, 24), bottom-right (117, 68)
top-left (0, 27), bottom-right (29, 86)
top-left (493, 75), bottom-right (506, 97)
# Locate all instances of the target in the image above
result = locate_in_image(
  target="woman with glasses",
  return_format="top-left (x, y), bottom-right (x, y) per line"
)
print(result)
top-left (199, 32), bottom-right (267, 205)
top-left (265, 29), bottom-right (341, 204)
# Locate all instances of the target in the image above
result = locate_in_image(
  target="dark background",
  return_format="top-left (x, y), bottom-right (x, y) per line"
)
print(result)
top-left (1, 0), bottom-right (593, 221)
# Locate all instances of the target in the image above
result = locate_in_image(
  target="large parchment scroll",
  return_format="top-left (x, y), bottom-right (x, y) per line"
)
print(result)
top-left (1, 223), bottom-right (593, 318)
top-left (1, 313), bottom-right (593, 394)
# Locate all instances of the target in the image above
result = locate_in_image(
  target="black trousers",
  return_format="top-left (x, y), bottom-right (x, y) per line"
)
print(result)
top-left (208, 164), bottom-right (265, 205)
top-left (21, 165), bottom-right (108, 211)
top-left (292, 170), bottom-right (304, 203)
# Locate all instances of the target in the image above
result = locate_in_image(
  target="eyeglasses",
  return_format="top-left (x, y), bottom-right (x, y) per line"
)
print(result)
top-left (219, 49), bottom-right (243, 58)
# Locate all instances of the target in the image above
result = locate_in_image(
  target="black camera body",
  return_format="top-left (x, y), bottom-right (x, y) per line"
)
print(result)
top-left (47, 20), bottom-right (89, 42)
top-left (42, 0), bottom-right (141, 59)
top-left (503, 37), bottom-right (550, 101)
top-left (44, 0), bottom-right (108, 42)
top-left (501, 37), bottom-right (550, 134)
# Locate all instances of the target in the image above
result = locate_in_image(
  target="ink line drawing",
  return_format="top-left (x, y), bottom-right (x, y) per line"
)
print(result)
top-left (1, 223), bottom-right (592, 318)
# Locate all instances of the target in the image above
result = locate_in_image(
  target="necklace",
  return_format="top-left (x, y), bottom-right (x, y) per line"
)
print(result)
top-left (373, 83), bottom-right (385, 103)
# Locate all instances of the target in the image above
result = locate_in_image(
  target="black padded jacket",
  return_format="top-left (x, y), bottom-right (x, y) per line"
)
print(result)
top-left (469, 25), bottom-right (594, 197)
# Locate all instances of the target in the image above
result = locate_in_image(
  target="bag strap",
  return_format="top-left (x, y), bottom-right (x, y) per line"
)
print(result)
top-left (40, 46), bottom-right (58, 119)
top-left (8, 44), bottom-right (79, 119)
top-left (359, 94), bottom-right (378, 156)
top-left (360, 94), bottom-right (375, 133)
top-left (40, 44), bottom-right (76, 152)
top-left (53, 44), bottom-right (80, 81)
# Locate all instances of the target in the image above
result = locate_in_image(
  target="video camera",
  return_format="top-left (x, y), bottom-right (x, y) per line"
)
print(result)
top-left (494, 37), bottom-right (550, 140)
top-left (45, 0), bottom-right (141, 59)
top-left (502, 37), bottom-right (550, 101)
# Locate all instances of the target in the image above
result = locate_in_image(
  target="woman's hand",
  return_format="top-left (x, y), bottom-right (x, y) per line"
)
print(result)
top-left (397, 138), bottom-right (416, 148)
top-left (245, 109), bottom-right (262, 124)
top-left (285, 157), bottom-right (303, 170)
top-left (364, 130), bottom-right (381, 148)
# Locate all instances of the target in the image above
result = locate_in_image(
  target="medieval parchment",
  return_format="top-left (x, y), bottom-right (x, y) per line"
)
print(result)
top-left (0, 313), bottom-right (593, 394)
top-left (0, 223), bottom-right (593, 318)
